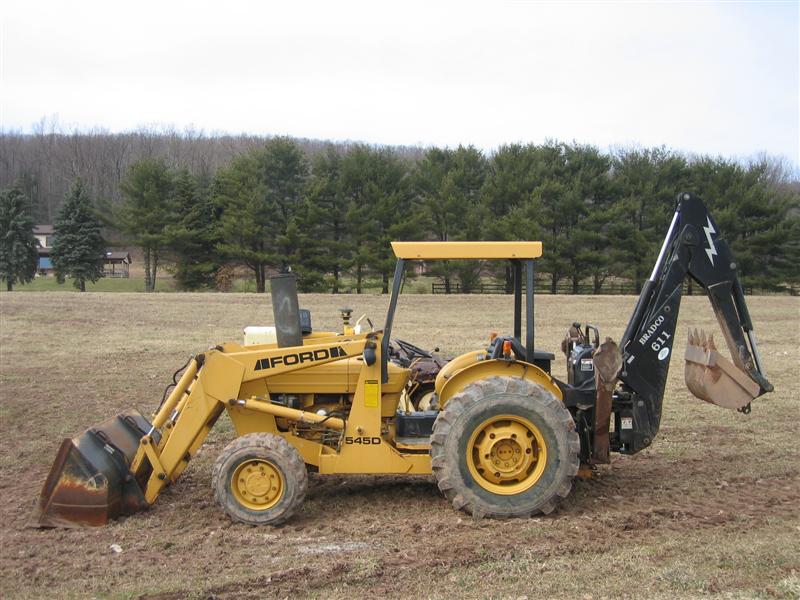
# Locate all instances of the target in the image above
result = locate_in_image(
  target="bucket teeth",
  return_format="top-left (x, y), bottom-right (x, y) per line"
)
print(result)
top-left (707, 331), bottom-right (717, 352)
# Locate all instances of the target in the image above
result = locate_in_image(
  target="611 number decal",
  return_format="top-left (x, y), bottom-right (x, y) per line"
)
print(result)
top-left (345, 436), bottom-right (382, 445)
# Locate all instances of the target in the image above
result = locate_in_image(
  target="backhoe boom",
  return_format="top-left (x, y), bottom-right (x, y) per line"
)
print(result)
top-left (615, 193), bottom-right (773, 454)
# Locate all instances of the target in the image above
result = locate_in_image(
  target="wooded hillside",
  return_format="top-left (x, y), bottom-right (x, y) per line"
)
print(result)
top-left (1, 127), bottom-right (797, 294)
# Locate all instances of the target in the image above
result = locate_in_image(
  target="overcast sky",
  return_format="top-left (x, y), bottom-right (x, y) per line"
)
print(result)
top-left (2, 1), bottom-right (798, 166)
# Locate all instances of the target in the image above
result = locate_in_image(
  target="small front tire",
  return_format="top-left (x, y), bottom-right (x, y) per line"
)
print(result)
top-left (212, 433), bottom-right (307, 525)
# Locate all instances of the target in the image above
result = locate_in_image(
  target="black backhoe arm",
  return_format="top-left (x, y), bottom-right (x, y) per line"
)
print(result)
top-left (615, 192), bottom-right (773, 454)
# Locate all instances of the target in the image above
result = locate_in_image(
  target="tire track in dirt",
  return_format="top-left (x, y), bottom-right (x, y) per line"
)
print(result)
top-left (133, 467), bottom-right (799, 599)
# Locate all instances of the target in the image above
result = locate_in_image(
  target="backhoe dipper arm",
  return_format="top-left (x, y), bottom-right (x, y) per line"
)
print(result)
top-left (616, 192), bottom-right (773, 454)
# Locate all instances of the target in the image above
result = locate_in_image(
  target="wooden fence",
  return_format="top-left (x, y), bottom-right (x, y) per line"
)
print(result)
top-left (431, 281), bottom-right (796, 296)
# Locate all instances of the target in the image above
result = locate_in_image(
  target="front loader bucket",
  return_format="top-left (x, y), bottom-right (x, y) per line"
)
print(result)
top-left (684, 329), bottom-right (760, 410)
top-left (31, 410), bottom-right (155, 528)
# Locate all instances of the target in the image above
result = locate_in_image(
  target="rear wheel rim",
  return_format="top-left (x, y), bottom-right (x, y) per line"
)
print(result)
top-left (231, 458), bottom-right (284, 510)
top-left (466, 414), bottom-right (547, 495)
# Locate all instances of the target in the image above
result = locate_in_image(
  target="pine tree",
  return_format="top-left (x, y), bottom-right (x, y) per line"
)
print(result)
top-left (340, 145), bottom-right (421, 294)
top-left (304, 146), bottom-right (350, 292)
top-left (166, 170), bottom-right (220, 290)
top-left (0, 187), bottom-right (38, 291)
top-left (118, 158), bottom-right (175, 292)
top-left (531, 177), bottom-right (572, 293)
top-left (611, 147), bottom-right (689, 292)
top-left (480, 143), bottom-right (556, 291)
top-left (415, 145), bottom-right (487, 292)
top-left (264, 139), bottom-right (311, 274)
top-left (559, 143), bottom-right (614, 293)
top-left (279, 209), bottom-right (328, 292)
top-left (51, 179), bottom-right (106, 291)
top-left (339, 146), bottom-right (376, 294)
top-left (215, 138), bottom-right (309, 292)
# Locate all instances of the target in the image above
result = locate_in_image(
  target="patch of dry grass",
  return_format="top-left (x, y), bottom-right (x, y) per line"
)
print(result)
top-left (0, 292), bottom-right (798, 599)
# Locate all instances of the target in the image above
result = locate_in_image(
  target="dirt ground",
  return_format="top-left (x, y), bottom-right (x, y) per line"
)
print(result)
top-left (1, 292), bottom-right (798, 599)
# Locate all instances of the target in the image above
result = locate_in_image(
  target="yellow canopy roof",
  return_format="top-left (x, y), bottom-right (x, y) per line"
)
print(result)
top-left (391, 241), bottom-right (542, 260)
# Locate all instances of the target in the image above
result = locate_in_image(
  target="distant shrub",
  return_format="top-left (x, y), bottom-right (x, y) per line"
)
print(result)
top-left (214, 265), bottom-right (236, 292)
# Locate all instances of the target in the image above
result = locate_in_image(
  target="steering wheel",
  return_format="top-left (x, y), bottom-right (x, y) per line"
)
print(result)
top-left (393, 338), bottom-right (435, 359)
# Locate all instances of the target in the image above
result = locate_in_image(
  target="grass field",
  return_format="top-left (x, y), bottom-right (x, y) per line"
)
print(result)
top-left (0, 292), bottom-right (798, 599)
top-left (12, 275), bottom-right (434, 294)
top-left (12, 276), bottom-right (177, 292)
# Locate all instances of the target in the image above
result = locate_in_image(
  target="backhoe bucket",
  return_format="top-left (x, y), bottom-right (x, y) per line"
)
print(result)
top-left (31, 410), bottom-right (155, 528)
top-left (684, 329), bottom-right (760, 410)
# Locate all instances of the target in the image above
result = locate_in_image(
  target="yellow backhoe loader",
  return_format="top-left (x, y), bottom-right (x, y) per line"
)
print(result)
top-left (33, 192), bottom-right (772, 527)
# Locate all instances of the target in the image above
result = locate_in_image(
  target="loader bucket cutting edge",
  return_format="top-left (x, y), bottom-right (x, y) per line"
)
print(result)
top-left (31, 409), bottom-right (155, 528)
top-left (684, 328), bottom-right (761, 410)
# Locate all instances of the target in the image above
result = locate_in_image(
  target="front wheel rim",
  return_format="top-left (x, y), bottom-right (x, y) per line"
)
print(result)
top-left (231, 458), bottom-right (284, 510)
top-left (466, 414), bottom-right (547, 495)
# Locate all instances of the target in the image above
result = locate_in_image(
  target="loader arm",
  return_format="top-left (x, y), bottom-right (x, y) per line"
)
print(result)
top-left (33, 334), bottom-right (375, 527)
top-left (615, 192), bottom-right (773, 454)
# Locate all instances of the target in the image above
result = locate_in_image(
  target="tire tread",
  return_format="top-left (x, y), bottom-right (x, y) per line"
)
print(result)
top-left (430, 376), bottom-right (579, 519)
top-left (212, 433), bottom-right (307, 526)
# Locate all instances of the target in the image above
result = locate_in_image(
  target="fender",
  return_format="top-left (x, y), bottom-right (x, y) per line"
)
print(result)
top-left (434, 349), bottom-right (485, 396)
top-left (438, 358), bottom-right (562, 408)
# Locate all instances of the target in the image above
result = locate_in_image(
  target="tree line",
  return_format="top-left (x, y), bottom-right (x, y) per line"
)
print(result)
top-left (1, 130), bottom-right (798, 294)
top-left (0, 123), bottom-right (423, 224)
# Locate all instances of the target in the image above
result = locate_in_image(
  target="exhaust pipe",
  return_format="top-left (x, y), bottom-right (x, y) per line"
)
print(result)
top-left (270, 274), bottom-right (302, 348)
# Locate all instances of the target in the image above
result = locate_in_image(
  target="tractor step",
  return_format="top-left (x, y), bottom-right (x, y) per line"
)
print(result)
top-left (395, 410), bottom-right (438, 437)
top-left (395, 436), bottom-right (431, 450)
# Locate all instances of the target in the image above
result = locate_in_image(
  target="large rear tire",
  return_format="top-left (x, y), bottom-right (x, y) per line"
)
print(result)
top-left (212, 433), bottom-right (307, 526)
top-left (430, 376), bottom-right (580, 518)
